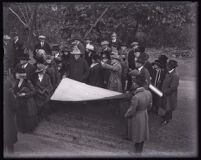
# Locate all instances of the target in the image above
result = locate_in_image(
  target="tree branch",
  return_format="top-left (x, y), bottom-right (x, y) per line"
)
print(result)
top-left (24, 4), bottom-right (30, 21)
top-left (84, 7), bottom-right (108, 39)
top-left (18, 5), bottom-right (28, 24)
top-left (8, 7), bottom-right (28, 27)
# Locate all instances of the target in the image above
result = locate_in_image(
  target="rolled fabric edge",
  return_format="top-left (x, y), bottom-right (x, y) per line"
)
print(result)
top-left (149, 84), bottom-right (163, 97)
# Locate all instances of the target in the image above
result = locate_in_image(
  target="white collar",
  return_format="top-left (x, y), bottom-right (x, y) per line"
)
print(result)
top-left (168, 68), bottom-right (175, 74)
top-left (14, 38), bottom-right (19, 44)
top-left (138, 66), bottom-right (143, 72)
top-left (23, 63), bottom-right (28, 68)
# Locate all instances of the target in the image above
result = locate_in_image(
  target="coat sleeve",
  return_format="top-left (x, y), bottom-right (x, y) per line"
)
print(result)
top-left (125, 96), bottom-right (138, 118)
top-left (24, 80), bottom-right (36, 97)
top-left (164, 74), bottom-right (179, 95)
top-left (102, 62), bottom-right (120, 72)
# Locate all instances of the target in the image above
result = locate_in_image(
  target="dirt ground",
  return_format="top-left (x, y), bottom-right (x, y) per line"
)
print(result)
top-left (4, 49), bottom-right (197, 158)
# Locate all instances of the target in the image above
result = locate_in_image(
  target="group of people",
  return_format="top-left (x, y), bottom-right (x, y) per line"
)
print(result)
top-left (3, 31), bottom-right (180, 155)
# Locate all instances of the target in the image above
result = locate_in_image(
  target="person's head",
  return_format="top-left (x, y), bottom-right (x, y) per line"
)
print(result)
top-left (19, 54), bottom-right (30, 65)
top-left (110, 53), bottom-right (120, 63)
top-left (38, 35), bottom-right (46, 43)
top-left (120, 44), bottom-right (127, 51)
top-left (3, 35), bottom-right (11, 44)
top-left (101, 41), bottom-right (109, 49)
top-left (111, 44), bottom-right (118, 51)
top-left (36, 63), bottom-right (46, 75)
top-left (131, 74), bottom-right (145, 90)
top-left (86, 44), bottom-right (94, 53)
top-left (91, 54), bottom-right (100, 63)
top-left (135, 56), bottom-right (145, 68)
top-left (131, 42), bottom-right (139, 50)
top-left (46, 55), bottom-right (53, 64)
top-left (134, 52), bottom-right (141, 61)
top-left (167, 60), bottom-right (178, 71)
top-left (101, 52), bottom-right (110, 62)
top-left (71, 48), bottom-right (82, 60)
top-left (111, 32), bottom-right (117, 40)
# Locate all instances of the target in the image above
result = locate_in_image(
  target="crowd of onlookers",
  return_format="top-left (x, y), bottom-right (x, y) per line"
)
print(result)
top-left (3, 31), bottom-right (179, 155)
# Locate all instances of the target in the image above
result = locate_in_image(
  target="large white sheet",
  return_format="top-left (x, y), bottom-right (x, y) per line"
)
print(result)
top-left (51, 78), bottom-right (124, 102)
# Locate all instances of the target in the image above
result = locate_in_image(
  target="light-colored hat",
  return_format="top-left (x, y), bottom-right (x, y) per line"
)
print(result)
top-left (71, 48), bottom-right (82, 55)
top-left (37, 49), bottom-right (46, 56)
top-left (101, 41), bottom-right (109, 46)
top-left (3, 35), bottom-right (11, 40)
top-left (131, 41), bottom-right (139, 47)
top-left (111, 32), bottom-right (117, 37)
top-left (86, 44), bottom-right (94, 51)
top-left (38, 35), bottom-right (46, 39)
top-left (110, 53), bottom-right (120, 60)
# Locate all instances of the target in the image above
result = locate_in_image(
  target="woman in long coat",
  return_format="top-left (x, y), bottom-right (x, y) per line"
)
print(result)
top-left (125, 74), bottom-right (152, 153)
top-left (101, 53), bottom-right (122, 92)
top-left (4, 73), bottom-right (18, 153)
top-left (13, 68), bottom-right (38, 133)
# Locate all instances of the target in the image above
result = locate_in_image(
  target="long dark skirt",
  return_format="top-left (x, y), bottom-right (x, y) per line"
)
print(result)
top-left (16, 97), bottom-right (38, 133)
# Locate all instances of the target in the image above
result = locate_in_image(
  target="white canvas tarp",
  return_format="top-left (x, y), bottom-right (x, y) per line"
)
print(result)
top-left (51, 78), bottom-right (125, 102)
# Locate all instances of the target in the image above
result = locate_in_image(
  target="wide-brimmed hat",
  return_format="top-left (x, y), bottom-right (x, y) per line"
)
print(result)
top-left (3, 35), bottom-right (11, 40)
top-left (71, 48), bottom-right (82, 55)
top-left (101, 41), bottom-right (109, 46)
top-left (167, 60), bottom-right (178, 69)
top-left (86, 44), bottom-right (94, 51)
top-left (38, 35), bottom-right (46, 39)
top-left (35, 63), bottom-right (46, 73)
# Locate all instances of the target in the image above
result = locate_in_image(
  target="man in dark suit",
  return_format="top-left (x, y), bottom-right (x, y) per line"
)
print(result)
top-left (161, 60), bottom-right (179, 125)
top-left (129, 54), bottom-right (151, 90)
top-left (13, 54), bottom-right (36, 83)
top-left (13, 33), bottom-right (24, 67)
top-left (33, 35), bottom-right (51, 57)
top-left (127, 42), bottom-right (140, 91)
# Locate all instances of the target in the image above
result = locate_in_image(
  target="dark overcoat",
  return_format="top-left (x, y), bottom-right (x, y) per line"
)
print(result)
top-left (4, 76), bottom-right (18, 146)
top-left (13, 40), bottom-right (24, 66)
top-left (162, 70), bottom-right (179, 111)
top-left (68, 57), bottom-right (89, 83)
top-left (14, 79), bottom-right (38, 132)
top-left (13, 63), bottom-right (36, 83)
top-left (125, 87), bottom-right (152, 143)
top-left (139, 66), bottom-right (151, 90)
top-left (87, 63), bottom-right (104, 88)
top-left (33, 73), bottom-right (53, 110)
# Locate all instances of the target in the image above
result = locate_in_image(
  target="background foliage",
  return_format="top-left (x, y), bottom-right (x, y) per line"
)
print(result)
top-left (3, 2), bottom-right (197, 49)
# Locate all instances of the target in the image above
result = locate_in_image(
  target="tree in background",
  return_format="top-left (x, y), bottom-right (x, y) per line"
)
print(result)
top-left (3, 2), bottom-right (197, 49)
